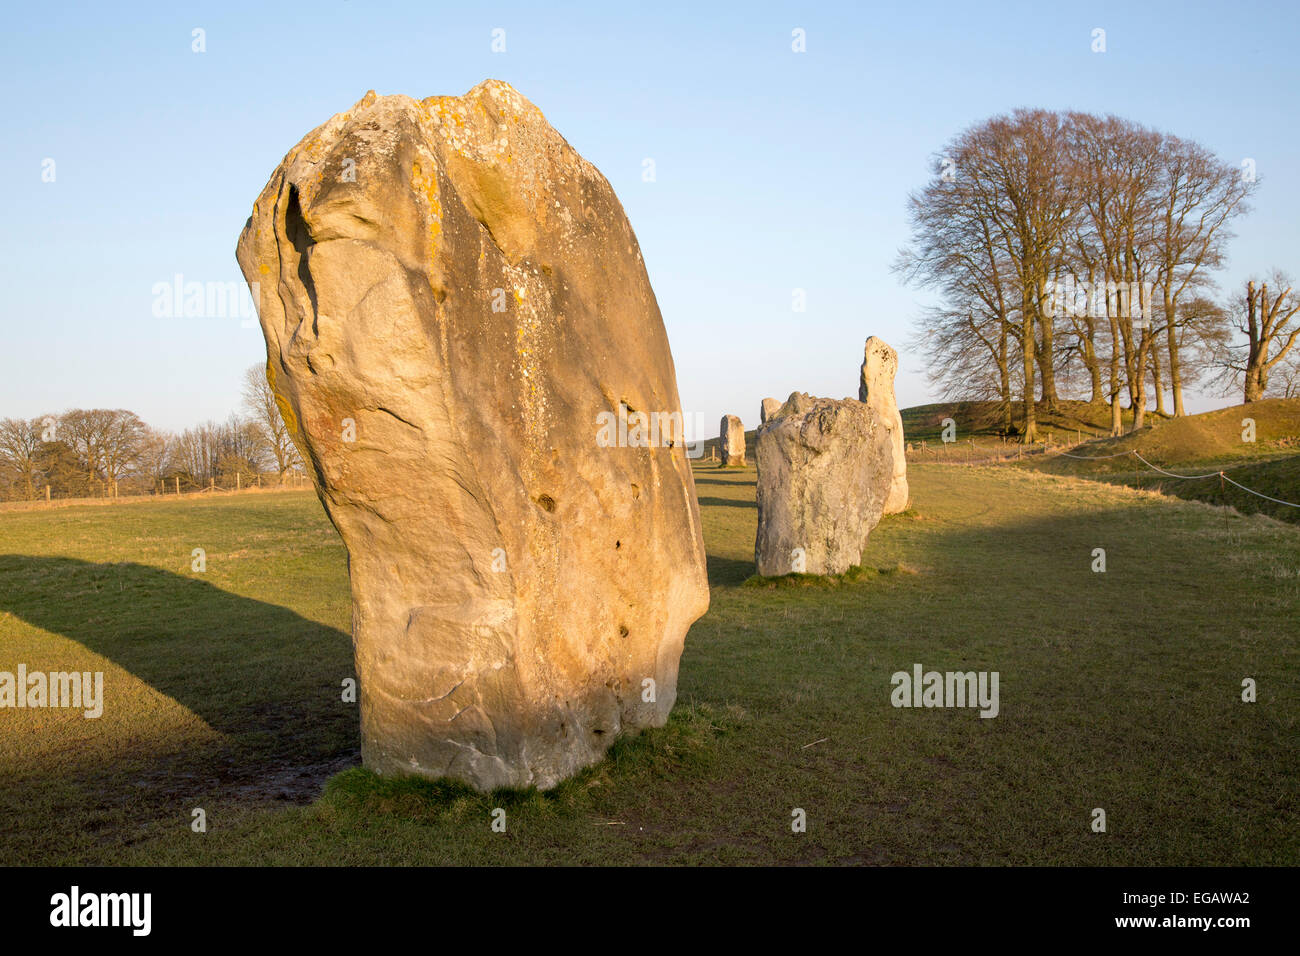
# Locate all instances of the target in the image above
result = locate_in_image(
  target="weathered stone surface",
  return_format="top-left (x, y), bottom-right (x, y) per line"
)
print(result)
top-left (754, 392), bottom-right (894, 576)
top-left (760, 397), bottom-right (781, 423)
top-left (720, 415), bottom-right (746, 466)
top-left (858, 336), bottom-right (909, 513)
top-left (236, 80), bottom-right (709, 791)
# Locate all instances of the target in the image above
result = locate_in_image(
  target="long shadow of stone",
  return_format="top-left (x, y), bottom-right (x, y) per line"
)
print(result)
top-left (0, 554), bottom-right (358, 775)
top-left (706, 554), bottom-right (755, 587)
top-left (693, 475), bottom-right (756, 487)
top-left (697, 496), bottom-right (757, 510)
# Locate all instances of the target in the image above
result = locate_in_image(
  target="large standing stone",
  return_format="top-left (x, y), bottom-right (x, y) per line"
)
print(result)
top-left (859, 336), bottom-right (909, 514)
top-left (236, 81), bottom-right (709, 791)
top-left (720, 415), bottom-right (746, 466)
top-left (760, 397), bottom-right (781, 423)
top-left (754, 392), bottom-right (894, 576)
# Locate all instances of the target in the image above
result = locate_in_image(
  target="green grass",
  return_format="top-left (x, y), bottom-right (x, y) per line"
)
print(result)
top-left (0, 467), bottom-right (1296, 865)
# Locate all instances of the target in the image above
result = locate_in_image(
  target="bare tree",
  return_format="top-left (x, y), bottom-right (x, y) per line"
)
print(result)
top-left (1146, 134), bottom-right (1255, 415)
top-left (897, 153), bottom-right (1021, 431)
top-left (241, 364), bottom-right (300, 482)
top-left (57, 409), bottom-right (147, 494)
top-left (1272, 350), bottom-right (1300, 398)
top-left (0, 418), bottom-right (44, 500)
top-left (135, 428), bottom-right (175, 491)
top-left (900, 110), bottom-right (1075, 442)
top-left (907, 109), bottom-right (1251, 436)
top-left (1066, 113), bottom-right (1166, 433)
top-left (1231, 275), bottom-right (1300, 402)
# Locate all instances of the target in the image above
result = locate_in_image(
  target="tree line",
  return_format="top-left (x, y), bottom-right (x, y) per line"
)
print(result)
top-left (0, 367), bottom-right (302, 502)
top-left (898, 109), bottom-right (1300, 442)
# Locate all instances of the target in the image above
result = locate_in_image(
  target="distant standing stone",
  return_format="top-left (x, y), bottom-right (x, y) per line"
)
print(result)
top-left (754, 392), bottom-right (893, 576)
top-left (859, 336), bottom-right (909, 514)
top-left (720, 415), bottom-right (746, 466)
top-left (760, 397), bottom-right (782, 423)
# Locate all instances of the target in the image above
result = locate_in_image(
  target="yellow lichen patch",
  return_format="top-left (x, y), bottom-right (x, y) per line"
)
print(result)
top-left (409, 156), bottom-right (444, 266)
top-left (266, 362), bottom-right (302, 445)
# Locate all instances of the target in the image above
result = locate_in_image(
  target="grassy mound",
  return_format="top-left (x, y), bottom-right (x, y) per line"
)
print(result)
top-left (901, 399), bottom-right (1128, 442)
top-left (1014, 398), bottom-right (1300, 523)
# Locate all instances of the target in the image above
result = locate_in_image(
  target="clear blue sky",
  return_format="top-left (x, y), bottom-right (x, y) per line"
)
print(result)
top-left (3, 0), bottom-right (1297, 436)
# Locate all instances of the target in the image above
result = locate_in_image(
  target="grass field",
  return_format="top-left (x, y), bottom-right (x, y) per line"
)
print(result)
top-left (1, 464), bottom-right (1296, 866)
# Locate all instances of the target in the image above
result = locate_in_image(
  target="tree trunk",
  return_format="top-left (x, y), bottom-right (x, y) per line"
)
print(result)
top-left (1130, 329), bottom-right (1151, 432)
top-left (1022, 303), bottom-right (1037, 443)
top-left (1038, 308), bottom-right (1059, 412)
top-left (1243, 280), bottom-right (1262, 403)
top-left (998, 320), bottom-right (1012, 432)
top-left (1108, 310), bottom-right (1124, 436)
top-left (1085, 328), bottom-right (1104, 405)
top-left (1151, 344), bottom-right (1167, 417)
top-left (1244, 368), bottom-right (1264, 403)
top-left (1164, 289), bottom-right (1186, 416)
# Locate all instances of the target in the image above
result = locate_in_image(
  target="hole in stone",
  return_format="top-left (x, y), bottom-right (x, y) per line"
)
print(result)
top-left (536, 494), bottom-right (556, 512)
top-left (618, 625), bottom-right (629, 639)
top-left (615, 540), bottom-right (621, 550)
top-left (630, 483), bottom-right (640, 499)
top-left (284, 183), bottom-right (319, 319)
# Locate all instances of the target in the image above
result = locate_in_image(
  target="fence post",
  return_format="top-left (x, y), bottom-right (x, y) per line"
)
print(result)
top-left (45, 485), bottom-right (51, 502)
top-left (236, 472), bottom-right (241, 492)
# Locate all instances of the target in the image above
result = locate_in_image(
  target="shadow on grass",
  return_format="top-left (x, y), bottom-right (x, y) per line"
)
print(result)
top-left (692, 475), bottom-right (756, 487)
top-left (740, 563), bottom-right (910, 589)
top-left (0, 554), bottom-right (357, 755)
top-left (697, 496), bottom-right (757, 510)
top-left (706, 554), bottom-right (754, 587)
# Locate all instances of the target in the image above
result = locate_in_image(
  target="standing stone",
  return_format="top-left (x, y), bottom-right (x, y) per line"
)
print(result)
top-left (859, 336), bottom-right (909, 514)
top-left (754, 392), bottom-right (894, 576)
top-left (236, 80), bottom-right (709, 792)
top-left (720, 415), bottom-right (746, 466)
top-left (760, 397), bottom-right (781, 424)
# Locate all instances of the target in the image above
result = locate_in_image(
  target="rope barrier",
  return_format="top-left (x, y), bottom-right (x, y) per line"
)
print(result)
top-left (1129, 452), bottom-right (1224, 481)
top-left (1220, 474), bottom-right (1300, 508)
top-left (1048, 446), bottom-right (1300, 509)
top-left (1055, 448), bottom-right (1138, 461)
